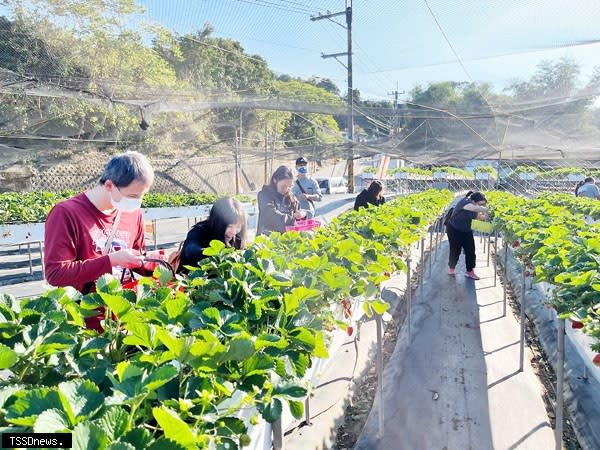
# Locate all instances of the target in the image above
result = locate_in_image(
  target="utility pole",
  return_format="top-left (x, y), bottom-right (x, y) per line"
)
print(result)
top-left (264, 120), bottom-right (268, 185)
top-left (234, 128), bottom-right (240, 195)
top-left (311, 0), bottom-right (354, 193)
top-left (387, 83), bottom-right (405, 136)
top-left (235, 110), bottom-right (243, 194)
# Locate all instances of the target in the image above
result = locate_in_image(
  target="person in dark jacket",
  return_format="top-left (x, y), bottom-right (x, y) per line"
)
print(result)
top-left (354, 179), bottom-right (386, 211)
top-left (178, 197), bottom-right (247, 273)
top-left (446, 191), bottom-right (489, 280)
top-left (257, 165), bottom-right (307, 235)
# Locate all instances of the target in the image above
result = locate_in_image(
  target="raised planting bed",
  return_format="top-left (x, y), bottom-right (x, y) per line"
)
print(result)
top-left (0, 204), bottom-right (257, 247)
top-left (489, 191), bottom-right (600, 449)
top-left (0, 189), bottom-right (453, 450)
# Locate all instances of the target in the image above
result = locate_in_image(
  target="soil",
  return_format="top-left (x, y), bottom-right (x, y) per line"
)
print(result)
top-left (333, 251), bottom-right (583, 450)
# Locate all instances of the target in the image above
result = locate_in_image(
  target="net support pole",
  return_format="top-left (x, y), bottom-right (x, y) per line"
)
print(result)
top-left (487, 233), bottom-right (491, 266)
top-left (420, 237), bottom-right (425, 292)
top-left (519, 267), bottom-right (526, 372)
top-left (375, 312), bottom-right (384, 439)
top-left (304, 396), bottom-right (311, 426)
top-left (272, 417), bottom-right (284, 450)
top-left (493, 231), bottom-right (498, 287)
top-left (555, 318), bottom-right (565, 450)
top-left (407, 257), bottom-right (412, 341)
top-left (434, 218), bottom-right (440, 259)
top-left (429, 224), bottom-right (433, 274)
top-left (503, 240), bottom-right (508, 317)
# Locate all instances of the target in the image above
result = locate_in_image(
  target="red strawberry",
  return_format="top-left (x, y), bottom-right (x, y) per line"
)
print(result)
top-left (512, 241), bottom-right (520, 248)
top-left (346, 326), bottom-right (354, 336)
top-left (571, 320), bottom-right (584, 329)
top-left (383, 271), bottom-right (391, 278)
top-left (593, 354), bottom-right (600, 367)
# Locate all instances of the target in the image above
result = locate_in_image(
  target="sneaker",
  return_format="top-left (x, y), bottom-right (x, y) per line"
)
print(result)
top-left (464, 271), bottom-right (481, 280)
top-left (448, 267), bottom-right (456, 275)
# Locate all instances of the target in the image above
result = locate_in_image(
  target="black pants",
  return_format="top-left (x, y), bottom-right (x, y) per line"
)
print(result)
top-left (446, 225), bottom-right (476, 271)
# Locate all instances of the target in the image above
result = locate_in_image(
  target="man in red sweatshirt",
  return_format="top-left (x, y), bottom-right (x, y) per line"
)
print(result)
top-left (44, 151), bottom-right (154, 297)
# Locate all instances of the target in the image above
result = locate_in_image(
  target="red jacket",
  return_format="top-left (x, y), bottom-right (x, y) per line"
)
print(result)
top-left (44, 192), bottom-right (145, 293)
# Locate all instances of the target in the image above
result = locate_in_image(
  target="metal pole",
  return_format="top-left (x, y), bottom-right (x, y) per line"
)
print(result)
top-left (234, 128), bottom-right (240, 195)
top-left (305, 397), bottom-right (311, 426)
top-left (487, 234), bottom-right (491, 266)
top-left (27, 243), bottom-right (32, 275)
top-left (376, 312), bottom-right (384, 439)
top-left (429, 225), bottom-right (433, 274)
top-left (555, 318), bottom-right (565, 450)
top-left (264, 120), bottom-right (269, 185)
top-left (39, 241), bottom-right (44, 278)
top-left (433, 219), bottom-right (439, 260)
top-left (420, 237), bottom-right (425, 292)
top-left (519, 267), bottom-right (526, 372)
top-left (503, 241), bottom-right (508, 317)
top-left (152, 219), bottom-right (157, 250)
top-left (493, 231), bottom-right (498, 287)
top-left (272, 417), bottom-right (284, 450)
top-left (407, 257), bottom-right (412, 341)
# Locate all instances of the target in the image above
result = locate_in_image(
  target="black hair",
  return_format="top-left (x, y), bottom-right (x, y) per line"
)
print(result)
top-left (207, 197), bottom-right (247, 249)
top-left (367, 179), bottom-right (384, 198)
top-left (585, 177), bottom-right (594, 183)
top-left (466, 191), bottom-right (486, 203)
top-left (268, 165), bottom-right (298, 210)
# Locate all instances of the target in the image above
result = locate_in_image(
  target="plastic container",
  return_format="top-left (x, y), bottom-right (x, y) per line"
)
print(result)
top-left (471, 219), bottom-right (494, 234)
top-left (285, 219), bottom-right (322, 232)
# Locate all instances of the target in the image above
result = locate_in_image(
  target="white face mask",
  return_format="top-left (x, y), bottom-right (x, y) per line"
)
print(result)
top-left (111, 190), bottom-right (142, 212)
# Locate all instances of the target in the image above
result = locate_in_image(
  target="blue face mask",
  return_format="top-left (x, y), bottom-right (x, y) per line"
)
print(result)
top-left (297, 166), bottom-right (308, 175)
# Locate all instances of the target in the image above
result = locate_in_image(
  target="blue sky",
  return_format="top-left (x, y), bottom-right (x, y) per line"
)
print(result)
top-left (4, 1), bottom-right (600, 101)
top-left (132, 0), bottom-right (600, 101)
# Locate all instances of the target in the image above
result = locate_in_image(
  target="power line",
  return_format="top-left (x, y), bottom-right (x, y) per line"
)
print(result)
top-left (232, 0), bottom-right (313, 15)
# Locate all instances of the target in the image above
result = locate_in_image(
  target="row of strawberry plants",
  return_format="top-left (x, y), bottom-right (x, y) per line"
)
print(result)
top-left (487, 191), bottom-right (600, 356)
top-left (509, 166), bottom-right (600, 180)
top-left (0, 189), bottom-right (452, 450)
top-left (0, 192), bottom-right (255, 225)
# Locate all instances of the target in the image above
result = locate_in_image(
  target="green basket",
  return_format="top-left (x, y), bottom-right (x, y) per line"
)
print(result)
top-left (471, 219), bottom-right (494, 234)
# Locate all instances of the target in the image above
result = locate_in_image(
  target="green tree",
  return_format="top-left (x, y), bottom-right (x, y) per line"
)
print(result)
top-left (273, 79), bottom-right (343, 148)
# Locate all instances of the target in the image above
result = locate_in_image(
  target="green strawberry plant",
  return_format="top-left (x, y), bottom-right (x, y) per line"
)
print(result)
top-left (0, 189), bottom-right (451, 449)
top-left (487, 191), bottom-right (600, 353)
top-left (0, 192), bottom-right (254, 225)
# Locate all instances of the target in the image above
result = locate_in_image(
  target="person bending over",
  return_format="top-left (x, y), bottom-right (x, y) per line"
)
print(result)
top-left (178, 197), bottom-right (247, 274)
top-left (354, 179), bottom-right (386, 211)
top-left (445, 191), bottom-right (489, 280)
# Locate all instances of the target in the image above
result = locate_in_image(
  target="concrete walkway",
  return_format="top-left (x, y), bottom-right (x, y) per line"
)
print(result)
top-left (356, 239), bottom-right (555, 450)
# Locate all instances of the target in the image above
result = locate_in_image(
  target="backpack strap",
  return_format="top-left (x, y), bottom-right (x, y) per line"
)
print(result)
top-left (296, 180), bottom-right (315, 208)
